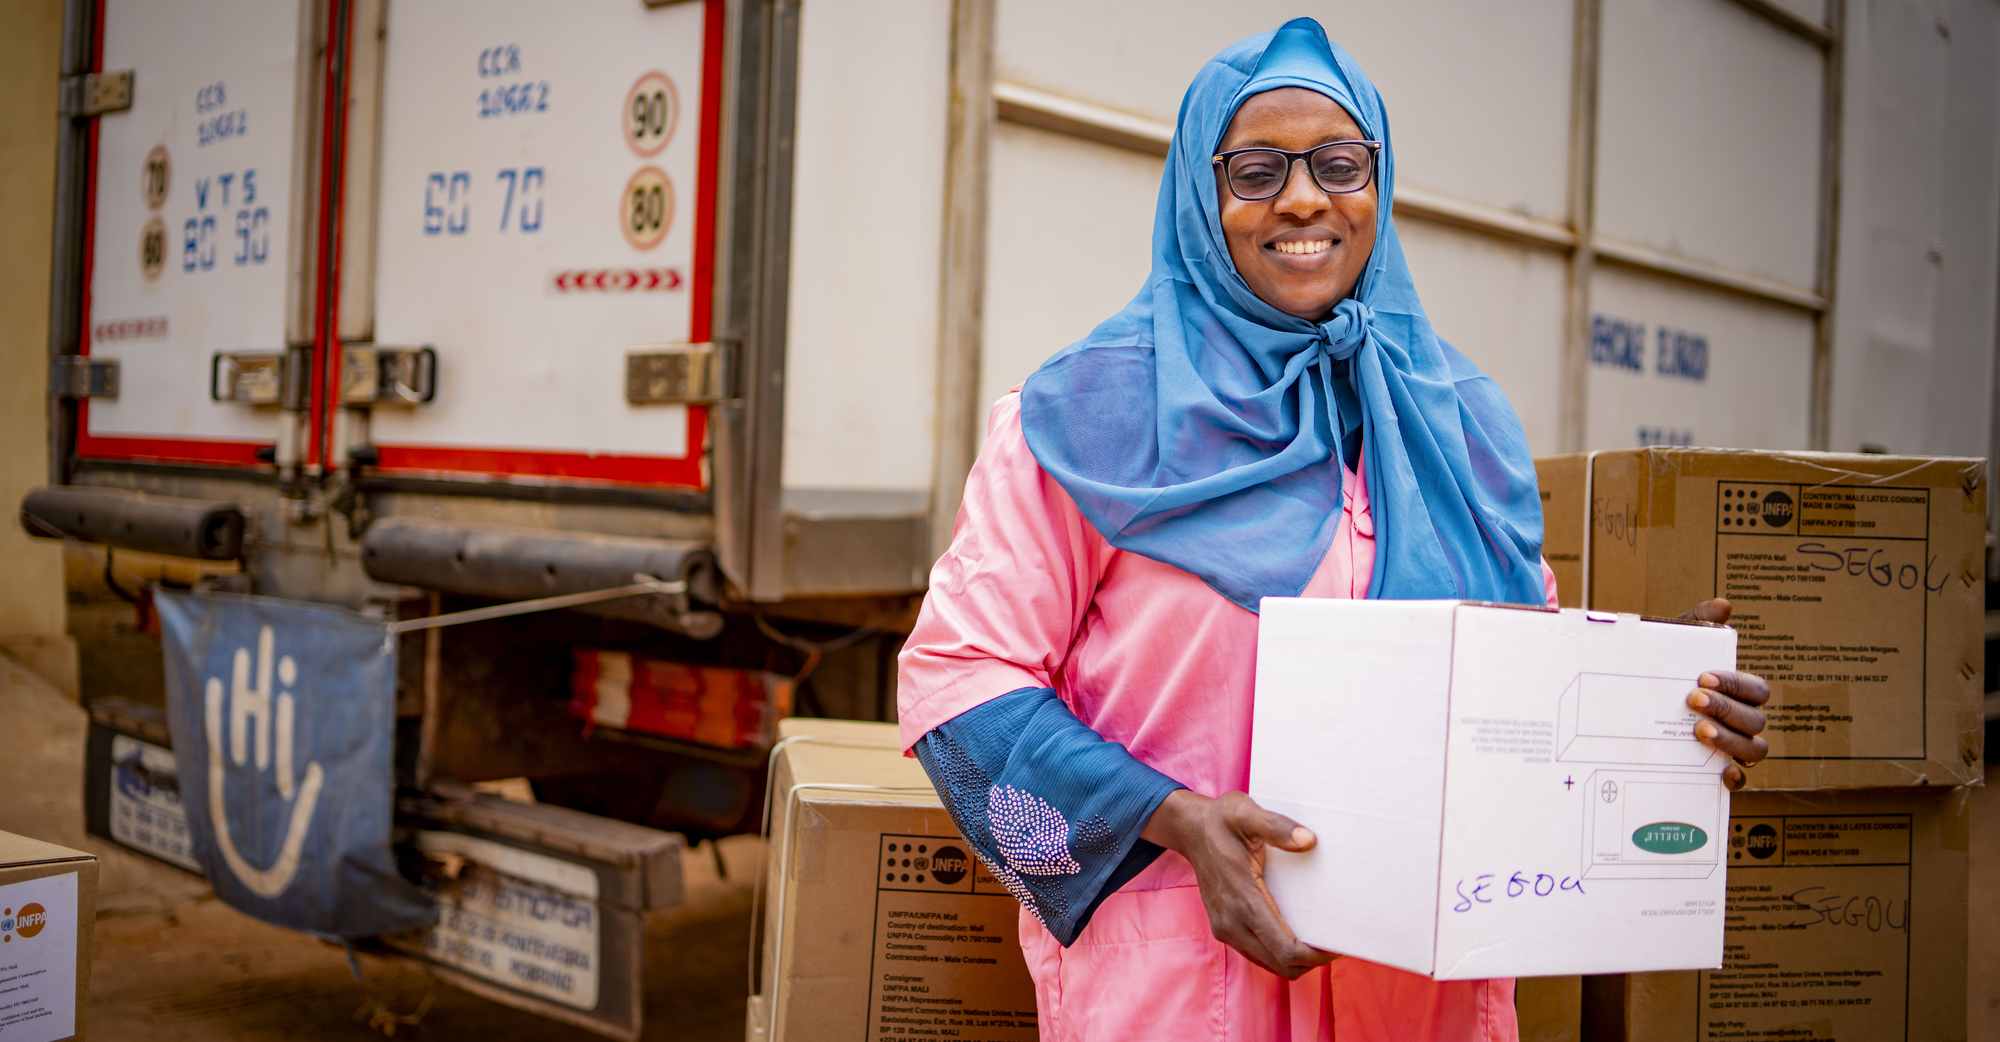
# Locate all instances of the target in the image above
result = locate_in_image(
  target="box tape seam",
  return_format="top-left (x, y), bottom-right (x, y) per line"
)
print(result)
top-left (1581, 450), bottom-right (1599, 610)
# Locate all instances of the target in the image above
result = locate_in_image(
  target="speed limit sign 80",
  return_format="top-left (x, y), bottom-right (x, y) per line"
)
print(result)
top-left (621, 166), bottom-right (674, 251)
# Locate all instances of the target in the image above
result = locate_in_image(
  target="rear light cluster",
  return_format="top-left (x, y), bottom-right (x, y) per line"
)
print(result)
top-left (569, 650), bottom-right (791, 751)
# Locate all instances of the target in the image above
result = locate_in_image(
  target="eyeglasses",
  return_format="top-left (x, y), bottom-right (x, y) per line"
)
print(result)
top-left (1211, 140), bottom-right (1382, 201)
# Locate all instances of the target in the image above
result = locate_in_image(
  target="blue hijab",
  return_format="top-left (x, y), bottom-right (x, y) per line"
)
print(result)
top-left (1019, 17), bottom-right (1545, 612)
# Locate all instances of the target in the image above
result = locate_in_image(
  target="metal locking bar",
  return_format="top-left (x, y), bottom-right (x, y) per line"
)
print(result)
top-left (625, 341), bottom-right (733, 405)
top-left (210, 350), bottom-right (306, 406)
top-left (341, 345), bottom-right (437, 406)
top-left (50, 356), bottom-right (119, 399)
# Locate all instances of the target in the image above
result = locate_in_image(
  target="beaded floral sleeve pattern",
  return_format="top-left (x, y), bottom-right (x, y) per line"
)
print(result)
top-left (913, 686), bottom-right (1183, 946)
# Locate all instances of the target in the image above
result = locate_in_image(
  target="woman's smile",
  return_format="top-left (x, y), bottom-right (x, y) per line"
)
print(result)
top-left (1265, 229), bottom-right (1342, 264)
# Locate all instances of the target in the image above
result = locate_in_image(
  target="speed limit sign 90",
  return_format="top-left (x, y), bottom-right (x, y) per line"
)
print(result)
top-left (621, 166), bottom-right (674, 251)
top-left (622, 71), bottom-right (679, 158)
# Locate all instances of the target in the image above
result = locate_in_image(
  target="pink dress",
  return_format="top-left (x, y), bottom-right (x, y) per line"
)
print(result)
top-left (898, 393), bottom-right (1559, 1042)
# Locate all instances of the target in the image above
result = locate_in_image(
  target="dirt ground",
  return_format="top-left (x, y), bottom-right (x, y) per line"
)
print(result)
top-left (1, 654), bottom-right (757, 1042)
top-left (4, 652), bottom-right (1997, 1041)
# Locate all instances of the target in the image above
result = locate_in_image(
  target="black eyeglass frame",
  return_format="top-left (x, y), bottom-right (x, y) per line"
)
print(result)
top-left (1210, 140), bottom-right (1384, 201)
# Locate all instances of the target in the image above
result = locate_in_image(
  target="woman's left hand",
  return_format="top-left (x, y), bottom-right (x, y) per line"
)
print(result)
top-left (1682, 598), bottom-right (1771, 791)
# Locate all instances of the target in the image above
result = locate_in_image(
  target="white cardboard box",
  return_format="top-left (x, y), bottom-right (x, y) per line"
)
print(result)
top-left (1249, 600), bottom-right (1736, 981)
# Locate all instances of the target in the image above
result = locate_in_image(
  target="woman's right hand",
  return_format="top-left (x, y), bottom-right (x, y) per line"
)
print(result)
top-left (1142, 789), bottom-right (1339, 980)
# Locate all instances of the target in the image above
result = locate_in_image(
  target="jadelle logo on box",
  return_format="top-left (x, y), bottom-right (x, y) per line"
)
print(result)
top-left (0, 902), bottom-right (49, 943)
top-left (1632, 821), bottom-right (1708, 855)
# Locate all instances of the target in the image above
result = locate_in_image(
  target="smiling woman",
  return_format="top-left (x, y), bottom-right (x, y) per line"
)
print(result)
top-left (1213, 88), bottom-right (1378, 319)
top-left (897, 15), bottom-right (1766, 1042)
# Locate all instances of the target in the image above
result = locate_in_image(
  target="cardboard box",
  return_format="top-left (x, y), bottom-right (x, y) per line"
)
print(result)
top-left (756, 719), bottom-right (1038, 1041)
top-left (1515, 975), bottom-right (1581, 1042)
top-left (1584, 787), bottom-right (1969, 1042)
top-left (1536, 449), bottom-right (1987, 789)
top-left (1252, 599), bottom-right (1736, 979)
top-left (0, 831), bottom-right (99, 1042)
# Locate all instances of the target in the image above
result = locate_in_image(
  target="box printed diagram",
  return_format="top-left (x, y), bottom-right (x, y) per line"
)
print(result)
top-left (1551, 671), bottom-right (1724, 880)
top-left (1556, 672), bottom-right (1718, 768)
top-left (1581, 770), bottom-right (1726, 880)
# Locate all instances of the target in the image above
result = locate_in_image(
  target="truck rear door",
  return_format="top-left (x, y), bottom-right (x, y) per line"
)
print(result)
top-left (76, 0), bottom-right (327, 471)
top-left (335, 0), bottom-right (723, 490)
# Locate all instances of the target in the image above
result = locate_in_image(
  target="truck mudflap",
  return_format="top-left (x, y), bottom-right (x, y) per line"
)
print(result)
top-left (21, 485), bottom-right (246, 560)
top-left (81, 695), bottom-right (690, 1041)
top-left (360, 517), bottom-right (723, 637)
top-left (386, 782), bottom-right (687, 1042)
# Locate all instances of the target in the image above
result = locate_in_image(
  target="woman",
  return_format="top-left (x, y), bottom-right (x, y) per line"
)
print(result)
top-left (897, 18), bottom-right (1770, 1041)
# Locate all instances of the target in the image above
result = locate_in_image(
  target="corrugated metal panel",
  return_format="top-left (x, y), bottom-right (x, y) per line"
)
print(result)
top-left (1828, 0), bottom-right (1998, 461)
top-left (978, 122), bottom-right (1154, 417)
top-left (1586, 267), bottom-right (1813, 450)
top-left (781, 0), bottom-right (951, 492)
top-left (1596, 0), bottom-right (1825, 291)
top-left (1398, 220), bottom-right (1569, 454)
top-left (992, 0), bottom-right (1576, 221)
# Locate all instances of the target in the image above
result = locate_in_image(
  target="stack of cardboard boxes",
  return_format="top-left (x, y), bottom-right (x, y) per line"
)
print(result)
top-left (755, 723), bottom-right (1587, 1040)
top-left (1536, 449), bottom-right (1985, 1042)
top-left (758, 448), bottom-right (1984, 1041)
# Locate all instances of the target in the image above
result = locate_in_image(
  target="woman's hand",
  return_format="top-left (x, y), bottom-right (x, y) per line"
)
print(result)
top-left (1681, 598), bottom-right (1772, 790)
top-left (1141, 789), bottom-right (1338, 979)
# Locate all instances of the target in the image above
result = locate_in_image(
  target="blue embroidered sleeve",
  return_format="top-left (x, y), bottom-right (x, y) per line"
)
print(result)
top-left (912, 687), bottom-right (1184, 946)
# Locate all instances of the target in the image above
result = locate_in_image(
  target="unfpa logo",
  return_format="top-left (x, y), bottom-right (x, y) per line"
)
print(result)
top-left (0, 903), bottom-right (48, 943)
top-left (206, 625), bottom-right (325, 898)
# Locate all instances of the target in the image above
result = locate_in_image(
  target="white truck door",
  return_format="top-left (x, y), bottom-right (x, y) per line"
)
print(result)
top-left (348, 0), bottom-right (722, 489)
top-left (79, 0), bottom-right (322, 468)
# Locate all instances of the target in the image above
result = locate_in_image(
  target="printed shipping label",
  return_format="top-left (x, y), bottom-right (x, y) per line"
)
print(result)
top-left (1700, 814), bottom-right (1912, 1041)
top-left (1712, 484), bottom-right (1935, 759)
top-left (868, 834), bottom-right (1038, 1041)
top-left (0, 872), bottom-right (79, 1042)
top-left (108, 734), bottom-right (201, 872)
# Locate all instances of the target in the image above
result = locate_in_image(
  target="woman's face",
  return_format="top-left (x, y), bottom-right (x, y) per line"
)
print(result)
top-left (1214, 87), bottom-right (1378, 321)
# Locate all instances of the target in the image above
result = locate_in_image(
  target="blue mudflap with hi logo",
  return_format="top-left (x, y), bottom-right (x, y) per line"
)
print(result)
top-left (157, 590), bottom-right (434, 939)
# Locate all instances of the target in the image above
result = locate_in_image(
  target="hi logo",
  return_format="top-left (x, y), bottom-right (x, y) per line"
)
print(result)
top-left (205, 625), bottom-right (324, 897)
top-left (0, 903), bottom-right (47, 943)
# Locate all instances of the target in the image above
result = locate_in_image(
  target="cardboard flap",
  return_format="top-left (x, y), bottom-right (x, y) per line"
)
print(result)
top-left (0, 830), bottom-right (96, 870)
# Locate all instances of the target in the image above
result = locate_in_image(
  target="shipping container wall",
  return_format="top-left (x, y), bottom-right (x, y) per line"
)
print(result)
top-left (980, 0), bottom-right (1578, 453)
top-left (973, 0), bottom-right (1883, 465)
top-left (1827, 0), bottom-right (1999, 468)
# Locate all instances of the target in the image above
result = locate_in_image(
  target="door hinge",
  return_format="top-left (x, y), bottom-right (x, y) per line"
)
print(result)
top-left (341, 345), bottom-right (437, 406)
top-left (626, 342), bottom-right (734, 405)
top-left (51, 356), bottom-right (119, 399)
top-left (60, 70), bottom-right (134, 118)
